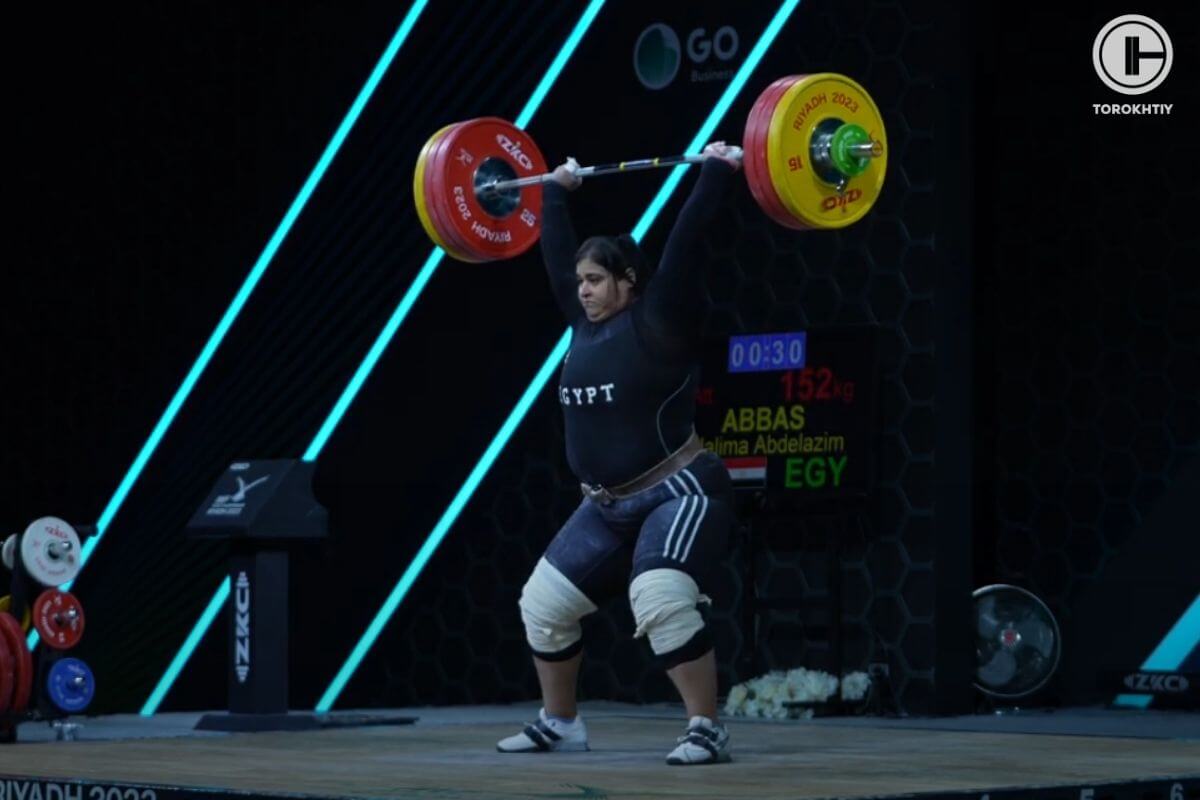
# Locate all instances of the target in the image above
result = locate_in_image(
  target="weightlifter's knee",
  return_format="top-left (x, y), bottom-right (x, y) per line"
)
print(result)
top-left (519, 557), bottom-right (598, 661)
top-left (628, 568), bottom-right (713, 669)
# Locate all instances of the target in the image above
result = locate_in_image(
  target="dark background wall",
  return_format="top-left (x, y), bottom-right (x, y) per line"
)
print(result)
top-left (970, 2), bottom-right (1200, 701)
top-left (5, 0), bottom-right (1196, 715)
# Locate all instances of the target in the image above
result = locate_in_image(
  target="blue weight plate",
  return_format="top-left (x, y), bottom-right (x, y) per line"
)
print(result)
top-left (47, 657), bottom-right (95, 714)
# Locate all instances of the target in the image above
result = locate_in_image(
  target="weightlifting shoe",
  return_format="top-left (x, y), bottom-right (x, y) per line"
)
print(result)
top-left (666, 716), bottom-right (731, 765)
top-left (497, 708), bottom-right (589, 753)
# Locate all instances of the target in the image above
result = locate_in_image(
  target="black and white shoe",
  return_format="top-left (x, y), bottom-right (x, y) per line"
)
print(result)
top-left (496, 708), bottom-right (589, 753)
top-left (666, 716), bottom-right (731, 765)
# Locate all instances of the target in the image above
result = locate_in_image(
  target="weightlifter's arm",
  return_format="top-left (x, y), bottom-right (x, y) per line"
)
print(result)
top-left (641, 146), bottom-right (739, 339)
top-left (540, 159), bottom-right (584, 322)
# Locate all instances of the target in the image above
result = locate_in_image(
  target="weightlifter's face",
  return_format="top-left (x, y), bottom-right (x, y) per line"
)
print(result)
top-left (576, 258), bottom-right (633, 322)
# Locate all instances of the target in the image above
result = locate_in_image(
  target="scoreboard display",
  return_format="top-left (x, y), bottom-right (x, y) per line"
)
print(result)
top-left (695, 326), bottom-right (880, 503)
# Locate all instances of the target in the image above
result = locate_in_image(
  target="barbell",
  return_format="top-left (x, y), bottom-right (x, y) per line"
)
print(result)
top-left (413, 73), bottom-right (887, 263)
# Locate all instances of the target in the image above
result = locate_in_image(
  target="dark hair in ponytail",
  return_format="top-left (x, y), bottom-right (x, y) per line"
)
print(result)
top-left (574, 233), bottom-right (652, 294)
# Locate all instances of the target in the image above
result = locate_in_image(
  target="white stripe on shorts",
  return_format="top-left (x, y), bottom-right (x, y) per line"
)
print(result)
top-left (679, 468), bottom-right (703, 495)
top-left (662, 497), bottom-right (692, 558)
top-left (678, 495), bottom-right (709, 562)
top-left (670, 497), bottom-right (702, 561)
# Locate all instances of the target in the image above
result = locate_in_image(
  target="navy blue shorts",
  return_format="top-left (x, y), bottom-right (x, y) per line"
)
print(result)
top-left (544, 450), bottom-right (735, 607)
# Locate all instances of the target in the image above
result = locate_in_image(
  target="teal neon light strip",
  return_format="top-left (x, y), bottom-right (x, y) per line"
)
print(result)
top-left (631, 1), bottom-right (797, 240)
top-left (142, 0), bottom-right (606, 714)
top-left (314, 330), bottom-right (573, 711)
top-left (303, 0), bottom-right (606, 463)
top-left (140, 577), bottom-right (231, 716)
top-left (133, 1), bottom-right (431, 705)
top-left (1114, 591), bottom-right (1200, 708)
top-left (303, 249), bottom-right (443, 461)
top-left (315, 0), bottom-right (802, 711)
top-left (37, 1), bottom-right (430, 655)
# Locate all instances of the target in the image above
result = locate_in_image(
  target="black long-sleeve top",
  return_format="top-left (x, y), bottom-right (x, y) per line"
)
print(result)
top-left (541, 159), bottom-right (735, 487)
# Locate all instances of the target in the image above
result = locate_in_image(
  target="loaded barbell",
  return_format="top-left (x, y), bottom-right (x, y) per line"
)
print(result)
top-left (413, 73), bottom-right (887, 263)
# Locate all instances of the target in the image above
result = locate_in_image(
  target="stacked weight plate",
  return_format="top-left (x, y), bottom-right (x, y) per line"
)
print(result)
top-left (414, 117), bottom-right (548, 263)
top-left (0, 517), bottom-right (94, 721)
top-left (742, 73), bottom-right (888, 230)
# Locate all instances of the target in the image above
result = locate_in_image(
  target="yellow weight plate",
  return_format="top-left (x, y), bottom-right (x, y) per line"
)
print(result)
top-left (766, 73), bottom-right (887, 229)
top-left (0, 596), bottom-right (31, 633)
top-left (414, 124), bottom-right (482, 262)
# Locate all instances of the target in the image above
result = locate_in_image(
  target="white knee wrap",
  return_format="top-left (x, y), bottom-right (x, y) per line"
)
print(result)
top-left (629, 569), bottom-right (710, 655)
top-left (519, 558), bottom-right (597, 654)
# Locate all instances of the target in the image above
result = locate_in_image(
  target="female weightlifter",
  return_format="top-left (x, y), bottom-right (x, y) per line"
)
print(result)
top-left (497, 142), bottom-right (741, 765)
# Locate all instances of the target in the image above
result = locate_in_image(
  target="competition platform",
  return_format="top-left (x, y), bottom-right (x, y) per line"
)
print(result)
top-left (0, 702), bottom-right (1196, 800)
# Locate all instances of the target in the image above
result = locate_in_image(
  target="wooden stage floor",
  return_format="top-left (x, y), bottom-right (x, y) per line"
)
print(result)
top-left (1, 703), bottom-right (1197, 800)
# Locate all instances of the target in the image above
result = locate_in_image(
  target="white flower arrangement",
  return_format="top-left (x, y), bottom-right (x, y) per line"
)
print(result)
top-left (840, 670), bottom-right (872, 701)
top-left (723, 668), bottom-right (871, 719)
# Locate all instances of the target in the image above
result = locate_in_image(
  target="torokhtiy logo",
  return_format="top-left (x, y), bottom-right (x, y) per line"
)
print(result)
top-left (1092, 15), bottom-right (1174, 116)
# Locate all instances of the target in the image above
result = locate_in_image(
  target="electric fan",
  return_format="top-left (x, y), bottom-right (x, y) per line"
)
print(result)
top-left (973, 584), bottom-right (1061, 699)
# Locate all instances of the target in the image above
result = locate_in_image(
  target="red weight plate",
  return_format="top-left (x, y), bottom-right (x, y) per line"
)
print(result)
top-left (33, 589), bottom-right (85, 650)
top-left (745, 76), bottom-right (810, 230)
top-left (422, 123), bottom-right (486, 263)
top-left (0, 631), bottom-right (12, 714)
top-left (425, 121), bottom-right (484, 261)
top-left (432, 117), bottom-right (547, 261)
top-left (744, 81), bottom-right (794, 229)
top-left (745, 78), bottom-right (799, 229)
top-left (754, 76), bottom-right (811, 230)
top-left (415, 124), bottom-right (482, 262)
top-left (425, 117), bottom-right (503, 261)
top-left (745, 78), bottom-right (790, 213)
top-left (444, 116), bottom-right (547, 260)
top-left (0, 612), bottom-right (32, 714)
